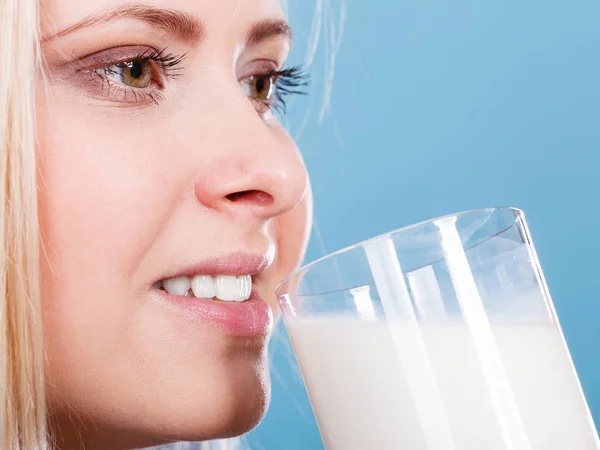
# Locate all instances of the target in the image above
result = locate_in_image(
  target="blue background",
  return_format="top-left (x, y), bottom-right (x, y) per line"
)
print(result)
top-left (248, 1), bottom-right (600, 448)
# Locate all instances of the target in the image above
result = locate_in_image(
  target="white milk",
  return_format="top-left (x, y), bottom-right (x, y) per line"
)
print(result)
top-left (286, 317), bottom-right (599, 450)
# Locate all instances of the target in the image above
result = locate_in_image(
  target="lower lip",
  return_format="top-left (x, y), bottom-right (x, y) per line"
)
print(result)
top-left (155, 288), bottom-right (273, 338)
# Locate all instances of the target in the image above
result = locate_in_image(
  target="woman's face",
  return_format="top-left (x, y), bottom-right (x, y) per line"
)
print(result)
top-left (37, 0), bottom-right (311, 448)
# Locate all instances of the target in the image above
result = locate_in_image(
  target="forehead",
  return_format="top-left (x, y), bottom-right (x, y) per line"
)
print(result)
top-left (40, 0), bottom-right (286, 37)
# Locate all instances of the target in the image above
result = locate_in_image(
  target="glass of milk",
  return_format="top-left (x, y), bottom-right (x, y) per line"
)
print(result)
top-left (277, 207), bottom-right (599, 450)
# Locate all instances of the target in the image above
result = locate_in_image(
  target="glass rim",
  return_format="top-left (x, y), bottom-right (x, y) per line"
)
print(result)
top-left (276, 206), bottom-right (524, 296)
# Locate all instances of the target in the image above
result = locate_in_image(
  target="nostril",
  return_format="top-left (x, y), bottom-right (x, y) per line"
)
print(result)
top-left (225, 190), bottom-right (274, 205)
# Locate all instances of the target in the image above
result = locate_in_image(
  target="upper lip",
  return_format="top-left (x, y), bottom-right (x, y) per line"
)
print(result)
top-left (156, 250), bottom-right (275, 281)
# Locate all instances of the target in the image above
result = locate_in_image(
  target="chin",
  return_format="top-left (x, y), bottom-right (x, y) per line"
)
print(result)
top-left (147, 354), bottom-right (273, 443)
top-left (202, 368), bottom-right (272, 440)
top-left (48, 342), bottom-right (273, 450)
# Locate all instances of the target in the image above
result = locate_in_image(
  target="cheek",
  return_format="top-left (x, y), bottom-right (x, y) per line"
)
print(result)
top-left (38, 114), bottom-right (156, 302)
top-left (36, 95), bottom-right (185, 286)
top-left (36, 98), bottom-right (179, 389)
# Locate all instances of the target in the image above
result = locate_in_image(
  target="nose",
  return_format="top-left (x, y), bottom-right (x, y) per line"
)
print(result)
top-left (193, 115), bottom-right (308, 221)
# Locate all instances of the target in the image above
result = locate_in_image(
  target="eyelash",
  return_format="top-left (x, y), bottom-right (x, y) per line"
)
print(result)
top-left (90, 49), bottom-right (309, 114)
top-left (91, 49), bottom-right (185, 105)
top-left (260, 66), bottom-right (310, 115)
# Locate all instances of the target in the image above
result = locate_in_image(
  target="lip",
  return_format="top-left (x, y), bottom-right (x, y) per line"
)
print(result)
top-left (155, 251), bottom-right (275, 281)
top-left (155, 287), bottom-right (273, 338)
top-left (151, 251), bottom-right (275, 338)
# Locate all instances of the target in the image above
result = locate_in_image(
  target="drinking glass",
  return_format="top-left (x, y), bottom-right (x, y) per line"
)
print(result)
top-left (277, 207), bottom-right (599, 450)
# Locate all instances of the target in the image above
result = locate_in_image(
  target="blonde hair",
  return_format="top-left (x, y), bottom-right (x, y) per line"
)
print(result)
top-left (0, 0), bottom-right (47, 448)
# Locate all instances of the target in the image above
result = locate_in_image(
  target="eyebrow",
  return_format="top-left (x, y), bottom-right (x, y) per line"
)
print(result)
top-left (42, 4), bottom-right (292, 48)
top-left (246, 20), bottom-right (293, 47)
top-left (42, 4), bottom-right (206, 43)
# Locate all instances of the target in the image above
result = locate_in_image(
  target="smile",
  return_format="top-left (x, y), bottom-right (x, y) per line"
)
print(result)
top-left (155, 274), bottom-right (252, 302)
top-left (151, 252), bottom-right (275, 337)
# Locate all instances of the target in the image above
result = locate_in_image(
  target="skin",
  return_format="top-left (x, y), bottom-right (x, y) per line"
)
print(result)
top-left (36, 1), bottom-right (311, 448)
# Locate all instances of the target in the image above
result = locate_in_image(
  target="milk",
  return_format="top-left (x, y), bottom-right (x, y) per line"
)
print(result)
top-left (286, 317), bottom-right (599, 450)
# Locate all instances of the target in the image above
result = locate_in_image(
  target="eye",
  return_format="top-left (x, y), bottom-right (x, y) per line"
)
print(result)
top-left (239, 66), bottom-right (309, 116)
top-left (98, 59), bottom-right (154, 89)
top-left (76, 48), bottom-right (186, 106)
top-left (241, 74), bottom-right (276, 104)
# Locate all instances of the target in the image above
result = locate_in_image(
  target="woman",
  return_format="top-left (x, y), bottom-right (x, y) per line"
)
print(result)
top-left (1, 0), bottom-right (314, 448)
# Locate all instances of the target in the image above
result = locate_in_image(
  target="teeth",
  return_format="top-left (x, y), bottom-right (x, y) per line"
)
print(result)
top-left (162, 276), bottom-right (191, 297)
top-left (158, 274), bottom-right (252, 302)
top-left (191, 275), bottom-right (216, 299)
top-left (237, 275), bottom-right (252, 300)
top-left (216, 275), bottom-right (243, 302)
